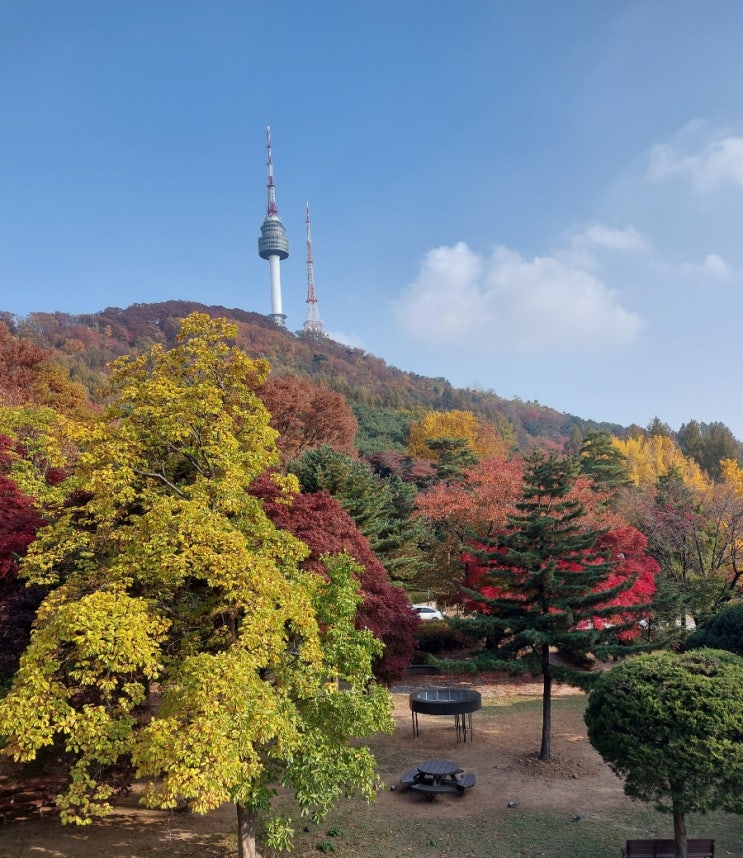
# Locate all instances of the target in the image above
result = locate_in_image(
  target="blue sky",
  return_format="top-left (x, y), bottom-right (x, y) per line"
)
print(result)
top-left (3, 2), bottom-right (743, 437)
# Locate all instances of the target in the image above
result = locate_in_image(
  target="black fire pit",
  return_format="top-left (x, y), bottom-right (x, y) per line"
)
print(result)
top-left (409, 688), bottom-right (482, 743)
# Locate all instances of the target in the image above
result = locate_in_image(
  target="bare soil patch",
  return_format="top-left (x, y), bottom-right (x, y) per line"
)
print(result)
top-left (370, 674), bottom-right (620, 824)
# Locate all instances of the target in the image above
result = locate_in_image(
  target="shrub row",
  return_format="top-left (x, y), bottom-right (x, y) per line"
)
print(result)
top-left (414, 620), bottom-right (482, 654)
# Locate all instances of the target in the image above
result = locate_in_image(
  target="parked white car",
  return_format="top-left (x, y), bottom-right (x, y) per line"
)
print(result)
top-left (412, 604), bottom-right (444, 621)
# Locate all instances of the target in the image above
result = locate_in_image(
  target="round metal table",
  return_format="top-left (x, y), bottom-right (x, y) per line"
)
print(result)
top-left (409, 688), bottom-right (482, 742)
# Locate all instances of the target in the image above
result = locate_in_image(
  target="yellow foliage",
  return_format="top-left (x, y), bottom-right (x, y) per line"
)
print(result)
top-left (408, 409), bottom-right (508, 460)
top-left (0, 405), bottom-right (76, 506)
top-left (721, 458), bottom-right (743, 495)
top-left (0, 313), bottom-right (394, 849)
top-left (612, 434), bottom-right (710, 490)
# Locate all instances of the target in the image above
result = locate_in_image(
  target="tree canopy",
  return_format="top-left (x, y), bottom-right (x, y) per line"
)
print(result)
top-left (258, 374), bottom-right (358, 461)
top-left (290, 445), bottom-right (427, 587)
top-left (0, 435), bottom-right (48, 680)
top-left (250, 472), bottom-right (418, 684)
top-left (677, 420), bottom-right (741, 481)
top-left (448, 451), bottom-right (656, 760)
top-left (414, 455), bottom-right (524, 601)
top-left (578, 431), bottom-right (630, 493)
top-left (686, 601), bottom-right (743, 657)
top-left (613, 434), bottom-right (708, 491)
top-left (407, 409), bottom-right (509, 462)
top-left (585, 648), bottom-right (743, 858)
top-left (620, 469), bottom-right (743, 627)
top-left (0, 314), bottom-right (393, 858)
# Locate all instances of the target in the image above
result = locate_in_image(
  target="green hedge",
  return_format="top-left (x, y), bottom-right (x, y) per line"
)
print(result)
top-left (415, 620), bottom-right (482, 654)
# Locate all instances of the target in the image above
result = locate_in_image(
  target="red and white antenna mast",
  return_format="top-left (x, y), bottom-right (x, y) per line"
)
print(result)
top-left (303, 202), bottom-right (326, 337)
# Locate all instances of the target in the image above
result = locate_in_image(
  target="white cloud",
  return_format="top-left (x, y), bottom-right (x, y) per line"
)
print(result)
top-left (394, 241), bottom-right (643, 354)
top-left (581, 223), bottom-right (648, 252)
top-left (648, 131), bottom-right (743, 192)
top-left (677, 253), bottom-right (731, 279)
top-left (561, 223), bottom-right (649, 270)
top-left (326, 330), bottom-right (366, 349)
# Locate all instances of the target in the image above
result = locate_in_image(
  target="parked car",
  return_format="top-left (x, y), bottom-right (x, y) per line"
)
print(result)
top-left (412, 604), bottom-right (444, 621)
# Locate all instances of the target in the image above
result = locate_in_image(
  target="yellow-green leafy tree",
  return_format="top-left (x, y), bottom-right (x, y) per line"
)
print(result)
top-left (0, 405), bottom-right (77, 506)
top-left (0, 314), bottom-right (393, 858)
top-left (612, 433), bottom-right (709, 491)
top-left (408, 409), bottom-right (509, 463)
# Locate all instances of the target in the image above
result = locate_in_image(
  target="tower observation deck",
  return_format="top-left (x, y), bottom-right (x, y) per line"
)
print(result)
top-left (258, 126), bottom-right (289, 326)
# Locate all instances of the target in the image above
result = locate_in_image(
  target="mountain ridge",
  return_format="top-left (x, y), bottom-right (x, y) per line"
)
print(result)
top-left (2, 300), bottom-right (629, 450)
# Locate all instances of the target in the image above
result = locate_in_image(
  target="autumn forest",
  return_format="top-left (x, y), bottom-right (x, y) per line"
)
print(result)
top-left (1, 302), bottom-right (742, 855)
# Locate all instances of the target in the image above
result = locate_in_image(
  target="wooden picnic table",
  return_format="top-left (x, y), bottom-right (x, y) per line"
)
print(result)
top-left (404, 759), bottom-right (471, 800)
top-left (416, 759), bottom-right (462, 783)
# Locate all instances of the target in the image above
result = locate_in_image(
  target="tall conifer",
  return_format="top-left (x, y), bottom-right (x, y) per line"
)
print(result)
top-left (453, 451), bottom-right (648, 760)
top-left (579, 431), bottom-right (630, 493)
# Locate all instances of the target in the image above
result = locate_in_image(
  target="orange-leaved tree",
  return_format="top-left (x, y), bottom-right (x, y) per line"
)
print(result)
top-left (258, 374), bottom-right (358, 462)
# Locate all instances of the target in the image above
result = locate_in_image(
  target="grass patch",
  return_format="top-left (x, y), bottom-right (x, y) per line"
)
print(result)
top-left (292, 797), bottom-right (743, 858)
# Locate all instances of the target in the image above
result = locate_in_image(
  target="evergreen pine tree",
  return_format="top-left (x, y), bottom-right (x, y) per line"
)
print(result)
top-left (426, 436), bottom-right (479, 483)
top-left (579, 431), bottom-right (630, 493)
top-left (290, 445), bottom-right (426, 585)
top-left (451, 451), bottom-right (647, 760)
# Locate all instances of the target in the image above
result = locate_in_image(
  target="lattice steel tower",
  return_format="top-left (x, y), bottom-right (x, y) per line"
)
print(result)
top-left (303, 202), bottom-right (326, 337)
top-left (257, 126), bottom-right (289, 326)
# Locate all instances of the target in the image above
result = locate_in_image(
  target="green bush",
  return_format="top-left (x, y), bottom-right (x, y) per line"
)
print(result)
top-left (686, 601), bottom-right (743, 656)
top-left (415, 620), bottom-right (481, 654)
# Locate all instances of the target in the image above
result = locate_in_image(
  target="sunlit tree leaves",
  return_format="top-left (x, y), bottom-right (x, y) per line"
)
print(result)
top-left (0, 314), bottom-right (393, 858)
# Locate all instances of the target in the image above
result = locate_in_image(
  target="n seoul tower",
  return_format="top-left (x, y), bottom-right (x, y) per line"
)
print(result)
top-left (258, 126), bottom-right (289, 326)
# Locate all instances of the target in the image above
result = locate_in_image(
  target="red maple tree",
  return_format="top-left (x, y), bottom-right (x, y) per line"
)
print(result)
top-left (0, 435), bottom-right (48, 679)
top-left (251, 473), bottom-right (417, 684)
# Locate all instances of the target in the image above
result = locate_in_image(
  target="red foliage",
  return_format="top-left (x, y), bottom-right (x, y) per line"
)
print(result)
top-left (461, 525), bottom-right (658, 641)
top-left (251, 474), bottom-right (417, 685)
top-left (589, 527), bottom-right (659, 638)
top-left (0, 436), bottom-right (48, 678)
top-left (416, 456), bottom-right (524, 534)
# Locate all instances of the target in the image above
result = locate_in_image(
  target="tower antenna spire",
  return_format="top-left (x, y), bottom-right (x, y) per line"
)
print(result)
top-left (265, 126), bottom-right (278, 216)
top-left (303, 202), bottom-right (326, 337)
top-left (257, 125), bottom-right (289, 326)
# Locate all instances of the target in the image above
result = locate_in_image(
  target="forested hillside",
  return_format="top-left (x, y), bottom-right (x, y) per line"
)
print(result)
top-left (1, 300), bottom-right (625, 451)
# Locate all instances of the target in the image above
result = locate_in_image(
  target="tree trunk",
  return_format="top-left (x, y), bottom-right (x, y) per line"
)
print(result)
top-left (539, 642), bottom-right (552, 761)
top-left (673, 804), bottom-right (687, 858)
top-left (236, 803), bottom-right (260, 858)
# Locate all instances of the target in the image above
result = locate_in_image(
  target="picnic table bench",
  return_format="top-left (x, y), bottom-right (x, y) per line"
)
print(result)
top-left (410, 781), bottom-right (459, 798)
top-left (621, 838), bottom-right (715, 858)
top-left (399, 761), bottom-right (476, 800)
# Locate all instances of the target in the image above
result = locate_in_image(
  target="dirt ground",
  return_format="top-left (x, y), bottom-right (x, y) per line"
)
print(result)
top-left (374, 672), bottom-right (623, 821)
top-left (0, 673), bottom-right (627, 857)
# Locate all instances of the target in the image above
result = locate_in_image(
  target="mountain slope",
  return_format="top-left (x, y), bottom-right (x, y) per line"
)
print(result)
top-left (5, 301), bottom-right (627, 449)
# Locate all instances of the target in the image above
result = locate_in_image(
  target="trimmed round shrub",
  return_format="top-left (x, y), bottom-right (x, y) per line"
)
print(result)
top-left (686, 601), bottom-right (743, 657)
